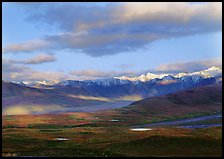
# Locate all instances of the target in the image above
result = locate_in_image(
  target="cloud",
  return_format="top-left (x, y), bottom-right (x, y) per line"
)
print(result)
top-left (115, 2), bottom-right (222, 24)
top-left (2, 59), bottom-right (137, 81)
top-left (115, 64), bottom-right (134, 70)
top-left (70, 69), bottom-right (137, 80)
top-left (155, 59), bottom-right (222, 73)
top-left (2, 59), bottom-right (67, 82)
top-left (4, 2), bottom-right (222, 57)
top-left (9, 53), bottom-right (56, 64)
top-left (24, 2), bottom-right (222, 32)
top-left (3, 40), bottom-right (50, 53)
top-left (2, 58), bottom-right (222, 82)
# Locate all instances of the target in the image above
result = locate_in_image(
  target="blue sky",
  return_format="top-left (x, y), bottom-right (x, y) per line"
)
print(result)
top-left (2, 2), bottom-right (222, 81)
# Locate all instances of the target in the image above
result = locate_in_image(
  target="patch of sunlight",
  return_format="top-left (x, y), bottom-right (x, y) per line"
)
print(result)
top-left (2, 152), bottom-right (17, 157)
top-left (117, 95), bottom-right (143, 101)
top-left (3, 105), bottom-right (64, 115)
top-left (3, 107), bottom-right (30, 115)
top-left (67, 94), bottom-right (143, 102)
top-left (67, 94), bottom-right (113, 102)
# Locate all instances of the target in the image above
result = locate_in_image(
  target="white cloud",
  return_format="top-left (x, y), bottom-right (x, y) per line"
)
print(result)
top-left (2, 59), bottom-right (67, 82)
top-left (2, 59), bottom-right (137, 81)
top-left (115, 2), bottom-right (222, 24)
top-left (9, 53), bottom-right (56, 64)
top-left (156, 59), bottom-right (222, 73)
top-left (70, 69), bottom-right (137, 80)
top-left (3, 40), bottom-right (50, 53)
top-left (2, 58), bottom-right (222, 82)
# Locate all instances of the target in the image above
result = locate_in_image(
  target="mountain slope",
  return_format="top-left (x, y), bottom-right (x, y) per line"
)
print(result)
top-left (100, 83), bottom-right (222, 125)
top-left (2, 81), bottom-right (106, 115)
top-left (115, 66), bottom-right (222, 82)
top-left (2, 66), bottom-right (222, 115)
top-left (130, 83), bottom-right (222, 108)
top-left (16, 66), bottom-right (221, 98)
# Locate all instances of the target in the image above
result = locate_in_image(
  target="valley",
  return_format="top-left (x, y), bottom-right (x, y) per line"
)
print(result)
top-left (2, 2), bottom-right (222, 157)
top-left (2, 83), bottom-right (222, 157)
top-left (2, 66), bottom-right (222, 115)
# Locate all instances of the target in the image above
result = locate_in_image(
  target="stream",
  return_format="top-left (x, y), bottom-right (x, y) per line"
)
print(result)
top-left (131, 114), bottom-right (222, 129)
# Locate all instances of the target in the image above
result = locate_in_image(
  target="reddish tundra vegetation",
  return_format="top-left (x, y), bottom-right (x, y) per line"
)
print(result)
top-left (2, 84), bottom-right (222, 157)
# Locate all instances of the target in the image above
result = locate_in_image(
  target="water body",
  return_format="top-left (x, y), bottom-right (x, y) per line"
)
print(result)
top-left (110, 119), bottom-right (119, 122)
top-left (54, 138), bottom-right (70, 141)
top-left (178, 124), bottom-right (222, 129)
top-left (131, 114), bottom-right (222, 129)
top-left (130, 128), bottom-right (152, 131)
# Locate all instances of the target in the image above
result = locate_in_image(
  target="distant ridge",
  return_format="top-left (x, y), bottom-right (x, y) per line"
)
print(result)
top-left (4, 66), bottom-right (222, 99)
top-left (12, 66), bottom-right (222, 86)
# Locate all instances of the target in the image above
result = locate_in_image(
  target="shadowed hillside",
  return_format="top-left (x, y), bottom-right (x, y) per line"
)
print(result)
top-left (2, 81), bottom-right (105, 115)
top-left (131, 83), bottom-right (222, 107)
top-left (95, 84), bottom-right (222, 126)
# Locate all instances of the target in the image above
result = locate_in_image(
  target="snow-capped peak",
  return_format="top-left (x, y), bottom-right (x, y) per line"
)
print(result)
top-left (190, 66), bottom-right (222, 78)
top-left (15, 80), bottom-right (59, 87)
top-left (13, 66), bottom-right (222, 87)
top-left (207, 66), bottom-right (221, 71)
top-left (174, 72), bottom-right (188, 78)
top-left (37, 80), bottom-right (57, 85)
top-left (146, 73), bottom-right (170, 80)
top-left (115, 72), bottom-right (170, 82)
top-left (14, 81), bottom-right (26, 86)
top-left (115, 66), bottom-right (222, 82)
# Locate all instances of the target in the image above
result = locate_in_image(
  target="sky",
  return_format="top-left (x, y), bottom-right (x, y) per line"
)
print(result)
top-left (2, 2), bottom-right (222, 82)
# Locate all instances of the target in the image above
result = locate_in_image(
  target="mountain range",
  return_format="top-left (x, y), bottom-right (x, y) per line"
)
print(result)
top-left (12, 66), bottom-right (222, 98)
top-left (2, 66), bottom-right (222, 115)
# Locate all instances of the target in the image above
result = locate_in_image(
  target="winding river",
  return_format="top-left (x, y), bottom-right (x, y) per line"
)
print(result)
top-left (131, 114), bottom-right (222, 129)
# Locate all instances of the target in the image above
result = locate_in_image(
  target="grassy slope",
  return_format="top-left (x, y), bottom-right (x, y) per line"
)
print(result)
top-left (106, 127), bottom-right (222, 157)
top-left (2, 126), bottom-right (222, 157)
top-left (2, 81), bottom-right (104, 106)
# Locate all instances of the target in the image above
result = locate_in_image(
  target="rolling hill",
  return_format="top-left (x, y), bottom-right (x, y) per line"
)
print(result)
top-left (2, 81), bottom-right (106, 115)
top-left (96, 83), bottom-right (222, 126)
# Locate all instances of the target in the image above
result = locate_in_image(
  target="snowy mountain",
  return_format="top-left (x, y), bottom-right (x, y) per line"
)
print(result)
top-left (189, 66), bottom-right (222, 78)
top-left (14, 66), bottom-right (222, 87)
top-left (15, 80), bottom-right (59, 87)
top-left (115, 66), bottom-right (222, 83)
top-left (115, 73), bottom-right (170, 82)
top-left (12, 66), bottom-right (221, 99)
